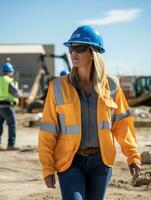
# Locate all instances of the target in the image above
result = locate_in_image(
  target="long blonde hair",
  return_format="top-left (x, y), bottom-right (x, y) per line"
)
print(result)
top-left (69, 46), bottom-right (110, 100)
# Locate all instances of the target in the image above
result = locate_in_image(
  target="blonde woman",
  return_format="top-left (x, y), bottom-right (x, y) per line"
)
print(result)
top-left (38, 25), bottom-right (141, 200)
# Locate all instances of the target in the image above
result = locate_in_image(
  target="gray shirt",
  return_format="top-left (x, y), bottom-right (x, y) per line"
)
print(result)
top-left (74, 79), bottom-right (99, 148)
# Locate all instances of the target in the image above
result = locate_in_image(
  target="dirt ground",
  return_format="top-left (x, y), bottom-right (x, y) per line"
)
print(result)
top-left (0, 114), bottom-right (151, 200)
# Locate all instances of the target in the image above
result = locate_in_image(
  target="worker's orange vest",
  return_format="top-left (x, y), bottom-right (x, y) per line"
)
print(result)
top-left (38, 75), bottom-right (141, 177)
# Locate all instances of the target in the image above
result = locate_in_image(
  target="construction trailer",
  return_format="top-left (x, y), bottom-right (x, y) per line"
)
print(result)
top-left (0, 44), bottom-right (55, 94)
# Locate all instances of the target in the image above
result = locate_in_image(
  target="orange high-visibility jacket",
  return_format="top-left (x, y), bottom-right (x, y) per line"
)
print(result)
top-left (38, 75), bottom-right (141, 177)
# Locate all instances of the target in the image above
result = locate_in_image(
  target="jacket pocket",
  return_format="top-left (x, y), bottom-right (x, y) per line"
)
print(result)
top-left (54, 139), bottom-right (75, 171)
top-left (56, 104), bottom-right (77, 125)
top-left (99, 130), bottom-right (116, 166)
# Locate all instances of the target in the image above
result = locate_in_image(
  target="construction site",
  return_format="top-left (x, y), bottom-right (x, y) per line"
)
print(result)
top-left (0, 44), bottom-right (151, 200)
top-left (0, 0), bottom-right (151, 199)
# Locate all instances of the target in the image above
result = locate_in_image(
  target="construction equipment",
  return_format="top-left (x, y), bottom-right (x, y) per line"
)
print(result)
top-left (120, 76), bottom-right (151, 107)
top-left (128, 76), bottom-right (151, 107)
top-left (25, 53), bottom-right (71, 113)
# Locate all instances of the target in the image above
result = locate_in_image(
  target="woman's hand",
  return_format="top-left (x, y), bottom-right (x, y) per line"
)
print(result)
top-left (44, 174), bottom-right (56, 188)
top-left (129, 163), bottom-right (141, 184)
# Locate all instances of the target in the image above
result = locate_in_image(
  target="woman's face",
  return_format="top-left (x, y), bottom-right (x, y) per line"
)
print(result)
top-left (69, 43), bottom-right (93, 68)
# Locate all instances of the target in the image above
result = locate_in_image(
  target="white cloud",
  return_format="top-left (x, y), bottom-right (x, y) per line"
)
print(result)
top-left (79, 9), bottom-right (142, 26)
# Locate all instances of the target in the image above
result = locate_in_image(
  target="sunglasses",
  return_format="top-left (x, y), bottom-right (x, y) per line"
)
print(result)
top-left (68, 45), bottom-right (89, 54)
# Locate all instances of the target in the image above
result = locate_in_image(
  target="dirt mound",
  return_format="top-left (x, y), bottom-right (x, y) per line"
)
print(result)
top-left (133, 171), bottom-right (151, 187)
top-left (141, 151), bottom-right (151, 164)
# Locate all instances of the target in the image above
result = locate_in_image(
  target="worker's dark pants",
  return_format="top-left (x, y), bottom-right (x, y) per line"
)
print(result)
top-left (58, 153), bottom-right (112, 200)
top-left (0, 106), bottom-right (16, 145)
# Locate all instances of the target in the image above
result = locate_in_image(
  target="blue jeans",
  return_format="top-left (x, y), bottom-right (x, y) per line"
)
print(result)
top-left (0, 106), bottom-right (16, 145)
top-left (57, 153), bottom-right (112, 200)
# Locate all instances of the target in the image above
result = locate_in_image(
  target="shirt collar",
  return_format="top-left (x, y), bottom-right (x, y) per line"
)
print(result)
top-left (73, 77), bottom-right (95, 96)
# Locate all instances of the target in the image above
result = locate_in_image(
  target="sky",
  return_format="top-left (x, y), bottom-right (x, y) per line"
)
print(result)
top-left (0, 0), bottom-right (151, 76)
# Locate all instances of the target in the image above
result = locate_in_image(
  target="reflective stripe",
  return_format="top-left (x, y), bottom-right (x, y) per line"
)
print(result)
top-left (98, 121), bottom-right (112, 130)
top-left (59, 114), bottom-right (65, 133)
top-left (112, 109), bottom-right (131, 124)
top-left (108, 76), bottom-right (118, 100)
top-left (53, 79), bottom-right (63, 105)
top-left (58, 114), bottom-right (80, 134)
top-left (40, 122), bottom-right (60, 134)
top-left (62, 125), bottom-right (80, 134)
top-left (108, 76), bottom-right (118, 128)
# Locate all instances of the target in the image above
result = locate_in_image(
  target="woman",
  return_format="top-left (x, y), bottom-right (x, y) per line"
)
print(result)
top-left (38, 25), bottom-right (141, 200)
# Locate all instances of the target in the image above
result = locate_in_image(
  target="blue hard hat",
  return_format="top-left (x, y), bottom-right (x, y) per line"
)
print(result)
top-left (60, 70), bottom-right (67, 77)
top-left (1, 62), bottom-right (15, 73)
top-left (63, 25), bottom-right (105, 53)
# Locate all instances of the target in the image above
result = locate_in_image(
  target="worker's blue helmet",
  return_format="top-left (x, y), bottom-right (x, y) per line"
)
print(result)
top-left (63, 25), bottom-right (105, 53)
top-left (1, 62), bottom-right (15, 73)
top-left (60, 70), bottom-right (67, 77)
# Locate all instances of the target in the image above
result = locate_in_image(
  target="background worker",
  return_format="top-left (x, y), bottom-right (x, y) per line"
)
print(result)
top-left (59, 70), bottom-right (67, 77)
top-left (38, 25), bottom-right (141, 200)
top-left (0, 62), bottom-right (21, 150)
